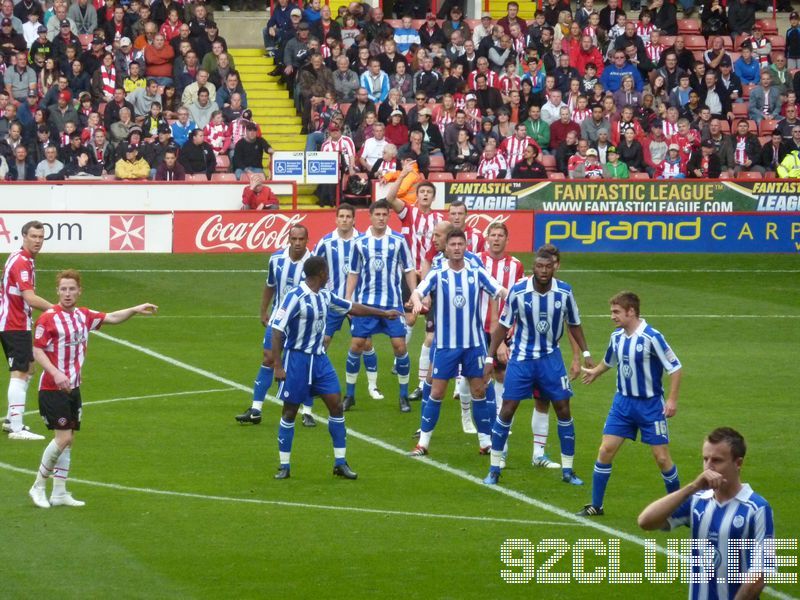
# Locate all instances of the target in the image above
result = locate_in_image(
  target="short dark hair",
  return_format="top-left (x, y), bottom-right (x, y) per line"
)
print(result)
top-left (446, 228), bottom-right (466, 243)
top-left (706, 427), bottom-right (747, 461)
top-left (537, 243), bottom-right (560, 261)
top-left (417, 181), bottom-right (436, 194)
top-left (303, 255), bottom-right (328, 279)
top-left (535, 247), bottom-right (557, 262)
top-left (22, 220), bottom-right (44, 236)
top-left (449, 199), bottom-right (467, 213)
top-left (289, 224), bottom-right (308, 238)
top-left (370, 199), bottom-right (391, 213)
top-left (337, 202), bottom-right (355, 217)
top-left (609, 291), bottom-right (640, 317)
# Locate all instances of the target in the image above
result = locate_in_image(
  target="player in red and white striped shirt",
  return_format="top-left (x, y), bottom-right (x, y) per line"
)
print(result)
top-left (500, 124), bottom-right (541, 172)
top-left (447, 200), bottom-right (486, 253)
top-left (28, 269), bottom-right (157, 508)
top-left (1, 220), bottom-right (52, 440)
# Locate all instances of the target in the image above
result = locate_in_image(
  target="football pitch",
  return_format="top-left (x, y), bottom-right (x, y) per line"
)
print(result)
top-left (1, 252), bottom-right (798, 600)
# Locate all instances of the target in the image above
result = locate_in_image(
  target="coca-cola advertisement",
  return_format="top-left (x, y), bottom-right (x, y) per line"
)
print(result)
top-left (172, 211), bottom-right (534, 253)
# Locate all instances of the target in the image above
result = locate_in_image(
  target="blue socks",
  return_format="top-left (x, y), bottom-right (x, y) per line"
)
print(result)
top-left (345, 351), bottom-right (361, 397)
top-left (253, 365), bottom-right (274, 405)
top-left (328, 415), bottom-right (347, 466)
top-left (485, 381), bottom-right (497, 423)
top-left (420, 397), bottom-right (441, 433)
top-left (395, 352), bottom-right (410, 398)
top-left (278, 418), bottom-right (295, 468)
top-left (662, 465), bottom-right (680, 494)
top-left (592, 462), bottom-right (612, 507)
top-left (489, 417), bottom-right (511, 472)
top-left (363, 349), bottom-right (377, 374)
top-left (472, 397), bottom-right (491, 436)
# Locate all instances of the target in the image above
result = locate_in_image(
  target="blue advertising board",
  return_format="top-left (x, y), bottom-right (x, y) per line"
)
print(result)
top-left (534, 213), bottom-right (800, 253)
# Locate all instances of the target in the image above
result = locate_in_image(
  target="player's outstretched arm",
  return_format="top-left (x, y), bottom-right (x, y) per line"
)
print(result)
top-left (637, 470), bottom-right (725, 530)
top-left (349, 303), bottom-right (402, 320)
top-left (580, 362), bottom-right (610, 384)
top-left (104, 303), bottom-right (158, 324)
top-left (663, 368), bottom-right (682, 418)
top-left (33, 347), bottom-right (70, 391)
top-left (408, 290), bottom-right (425, 315)
top-left (21, 290), bottom-right (53, 312)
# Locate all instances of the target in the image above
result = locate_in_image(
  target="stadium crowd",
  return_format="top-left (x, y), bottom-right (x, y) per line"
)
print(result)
top-left (4, 0), bottom-right (800, 191)
top-left (0, 0), bottom-right (272, 182)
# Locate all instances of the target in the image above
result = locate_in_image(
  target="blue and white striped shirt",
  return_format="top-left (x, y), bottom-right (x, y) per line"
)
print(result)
top-left (602, 319), bottom-right (681, 399)
top-left (314, 229), bottom-right (359, 297)
top-left (668, 484), bottom-right (776, 600)
top-left (266, 248), bottom-right (311, 314)
top-left (429, 249), bottom-right (485, 271)
top-left (271, 282), bottom-right (352, 354)
top-left (349, 228), bottom-right (414, 310)
top-left (416, 264), bottom-right (501, 350)
top-left (500, 277), bottom-right (581, 361)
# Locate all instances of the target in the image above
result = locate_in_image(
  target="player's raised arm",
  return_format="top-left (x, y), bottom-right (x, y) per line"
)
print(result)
top-left (348, 303), bottom-right (402, 320)
top-left (637, 470), bottom-right (724, 530)
top-left (21, 289), bottom-right (52, 312)
top-left (104, 303), bottom-right (158, 324)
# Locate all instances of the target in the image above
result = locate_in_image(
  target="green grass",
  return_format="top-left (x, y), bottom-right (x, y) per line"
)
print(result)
top-left (0, 253), bottom-right (798, 599)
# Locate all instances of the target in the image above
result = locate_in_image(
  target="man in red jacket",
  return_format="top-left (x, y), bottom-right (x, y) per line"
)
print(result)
top-left (569, 35), bottom-right (605, 76)
top-left (143, 32), bottom-right (175, 86)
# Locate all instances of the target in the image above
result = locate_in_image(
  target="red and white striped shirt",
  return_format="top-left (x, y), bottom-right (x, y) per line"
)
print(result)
top-left (572, 108), bottom-right (591, 124)
top-left (398, 204), bottom-right (444, 271)
top-left (478, 252), bottom-right (524, 332)
top-left (477, 153), bottom-right (509, 179)
top-left (662, 120), bottom-right (679, 137)
top-left (204, 122), bottom-right (230, 155)
top-left (467, 69), bottom-right (501, 90)
top-left (499, 73), bottom-right (521, 95)
top-left (99, 65), bottom-right (116, 100)
top-left (321, 135), bottom-right (357, 168)
top-left (645, 42), bottom-right (664, 63)
top-left (636, 23), bottom-right (655, 43)
top-left (464, 225), bottom-right (486, 254)
top-left (435, 110), bottom-right (455, 134)
top-left (500, 135), bottom-right (539, 171)
top-left (0, 249), bottom-right (36, 331)
top-left (34, 306), bottom-right (106, 391)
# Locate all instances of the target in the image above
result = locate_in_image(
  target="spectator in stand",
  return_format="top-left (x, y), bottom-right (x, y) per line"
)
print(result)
top-left (600, 49), bottom-right (644, 93)
top-left (574, 146), bottom-right (605, 178)
top-left (182, 68), bottom-right (216, 106)
top-left (344, 87), bottom-right (375, 134)
top-left (241, 173), bottom-right (279, 209)
top-left (777, 105), bottom-right (800, 142)
top-left (570, 35), bottom-right (605, 77)
top-left (748, 69), bottom-right (781, 125)
top-left (358, 121), bottom-right (387, 172)
top-left (787, 12), bottom-right (800, 70)
top-left (687, 139), bottom-right (721, 178)
top-left (128, 78), bottom-right (162, 122)
top-left (734, 44), bottom-right (760, 86)
top-left (613, 74), bottom-right (642, 110)
top-left (656, 143), bottom-right (686, 178)
top-left (777, 148), bottom-right (800, 177)
top-left (581, 104), bottom-right (609, 144)
top-left (419, 12), bottom-right (446, 48)
top-left (702, 118), bottom-right (735, 175)
top-left (603, 145), bottom-right (630, 178)
top-left (67, 0), bottom-right (96, 35)
top-left (187, 86), bottom-right (218, 129)
top-left (8, 144), bottom-right (36, 180)
top-left (540, 88), bottom-right (567, 124)
top-left (87, 128), bottom-right (114, 173)
top-left (522, 104), bottom-right (551, 151)
top-left (511, 143), bottom-right (547, 178)
top-left (411, 106), bottom-right (444, 154)
top-left (548, 105), bottom-right (580, 153)
top-left (446, 128), bottom-right (479, 174)
top-left (731, 117), bottom-right (764, 176)
top-left (333, 55), bottom-right (359, 103)
top-left (760, 130), bottom-right (788, 172)
top-left (144, 32), bottom-right (175, 86)
top-left (718, 57), bottom-right (742, 105)
top-left (555, 129), bottom-right (578, 175)
top-left (170, 106), bottom-right (196, 147)
top-left (179, 128), bottom-right (216, 179)
top-left (618, 127), bottom-right (646, 173)
top-left (360, 57), bottom-right (390, 103)
top-left (394, 15), bottom-right (421, 54)
top-left (231, 122), bottom-right (271, 180)
top-left (477, 141), bottom-right (508, 179)
top-left (62, 148), bottom-right (102, 177)
top-left (369, 143), bottom-right (398, 179)
top-left (263, 0), bottom-right (296, 54)
top-left (114, 144), bottom-right (149, 179)
top-left (701, 0), bottom-right (728, 39)
top-left (768, 54), bottom-right (789, 95)
top-left (153, 146), bottom-right (185, 180)
top-left (385, 109), bottom-right (409, 146)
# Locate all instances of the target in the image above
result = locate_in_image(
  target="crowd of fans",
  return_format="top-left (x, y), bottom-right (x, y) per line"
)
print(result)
top-left (0, 0), bottom-right (273, 182)
top-left (262, 0), bottom-right (800, 202)
top-left (5, 0), bottom-right (800, 191)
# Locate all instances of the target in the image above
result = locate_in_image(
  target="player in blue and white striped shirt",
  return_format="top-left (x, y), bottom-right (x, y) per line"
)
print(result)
top-left (408, 228), bottom-right (506, 455)
top-left (482, 247), bottom-right (593, 486)
top-left (314, 205), bottom-right (384, 402)
top-left (639, 427), bottom-right (776, 600)
top-left (271, 257), bottom-right (401, 480)
top-left (578, 291), bottom-right (683, 516)
top-left (235, 225), bottom-right (312, 426)
top-left (345, 200), bottom-right (417, 413)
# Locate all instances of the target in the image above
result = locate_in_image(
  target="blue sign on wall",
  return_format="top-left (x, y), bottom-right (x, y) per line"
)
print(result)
top-left (534, 213), bottom-right (800, 253)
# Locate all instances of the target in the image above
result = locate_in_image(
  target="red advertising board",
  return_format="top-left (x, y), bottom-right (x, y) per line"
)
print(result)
top-left (172, 210), bottom-right (535, 253)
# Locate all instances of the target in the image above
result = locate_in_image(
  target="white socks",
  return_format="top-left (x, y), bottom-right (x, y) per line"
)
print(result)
top-left (458, 377), bottom-right (472, 412)
top-left (532, 409), bottom-right (549, 459)
top-left (417, 346), bottom-right (430, 387)
top-left (52, 447), bottom-right (71, 495)
top-left (7, 377), bottom-right (28, 433)
top-left (34, 440), bottom-right (64, 488)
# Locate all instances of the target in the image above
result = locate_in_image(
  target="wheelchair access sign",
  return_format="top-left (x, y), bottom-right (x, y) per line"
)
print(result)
top-left (271, 151), bottom-right (304, 181)
top-left (305, 152), bottom-right (339, 184)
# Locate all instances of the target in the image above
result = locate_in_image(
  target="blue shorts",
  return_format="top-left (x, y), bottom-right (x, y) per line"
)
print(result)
top-left (262, 325), bottom-right (286, 351)
top-left (351, 313), bottom-right (406, 339)
top-left (603, 393), bottom-right (669, 445)
top-left (431, 346), bottom-right (485, 380)
top-left (325, 311), bottom-right (348, 337)
top-left (277, 351), bottom-right (340, 405)
top-left (502, 349), bottom-right (572, 402)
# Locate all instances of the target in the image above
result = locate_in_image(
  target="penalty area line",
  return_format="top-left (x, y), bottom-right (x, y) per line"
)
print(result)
top-left (90, 331), bottom-right (797, 600)
top-left (0, 461), bottom-right (572, 529)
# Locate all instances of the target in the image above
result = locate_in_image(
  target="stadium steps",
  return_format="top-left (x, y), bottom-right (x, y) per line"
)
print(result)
top-left (229, 47), bottom-right (319, 207)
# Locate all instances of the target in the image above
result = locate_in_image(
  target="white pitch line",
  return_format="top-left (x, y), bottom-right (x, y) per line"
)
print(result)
top-left (21, 388), bottom-right (235, 417)
top-left (0, 461), bottom-right (572, 529)
top-left (90, 331), bottom-right (797, 600)
top-left (39, 269), bottom-right (265, 273)
top-left (137, 314), bottom-right (800, 320)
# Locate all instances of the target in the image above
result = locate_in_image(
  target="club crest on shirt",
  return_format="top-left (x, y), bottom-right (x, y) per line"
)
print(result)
top-left (453, 295), bottom-right (466, 308)
top-left (636, 344), bottom-right (644, 352)
top-left (554, 300), bottom-right (561, 309)
top-left (35, 325), bottom-right (44, 339)
top-left (733, 515), bottom-right (745, 528)
top-left (467, 277), bottom-right (474, 284)
top-left (21, 271), bottom-right (29, 282)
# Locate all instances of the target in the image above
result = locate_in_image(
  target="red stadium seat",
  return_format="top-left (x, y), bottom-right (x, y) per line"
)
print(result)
top-left (540, 154), bottom-right (557, 172)
top-left (719, 171), bottom-right (733, 179)
top-left (692, 50), bottom-right (705, 63)
top-left (429, 171), bottom-right (453, 181)
top-left (684, 35), bottom-right (706, 50)
top-left (456, 171), bottom-right (479, 180)
top-left (678, 19), bottom-right (701, 34)
top-left (662, 35), bottom-right (676, 47)
top-left (756, 19), bottom-right (778, 35)
top-left (630, 172), bottom-right (650, 180)
top-left (211, 173), bottom-right (238, 181)
top-left (737, 170), bottom-right (762, 180)
top-left (764, 171), bottom-right (777, 179)
top-left (731, 103), bottom-right (748, 119)
top-left (734, 34), bottom-right (750, 49)
top-left (769, 35), bottom-right (786, 52)
top-left (548, 172), bottom-right (565, 179)
top-left (742, 84), bottom-right (756, 99)
top-left (101, 173), bottom-right (117, 180)
top-left (747, 119), bottom-right (758, 134)
top-left (186, 173), bottom-right (209, 181)
top-left (215, 155), bottom-right (230, 172)
top-left (759, 118), bottom-right (780, 136)
top-left (428, 154), bottom-right (445, 172)
top-left (718, 120), bottom-right (731, 134)
top-left (78, 34), bottom-right (92, 49)
top-left (339, 103), bottom-right (350, 117)
top-left (728, 51), bottom-right (740, 64)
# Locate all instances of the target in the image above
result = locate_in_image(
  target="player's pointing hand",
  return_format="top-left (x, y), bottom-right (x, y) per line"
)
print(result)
top-left (135, 303), bottom-right (158, 315)
top-left (580, 365), bottom-right (598, 384)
